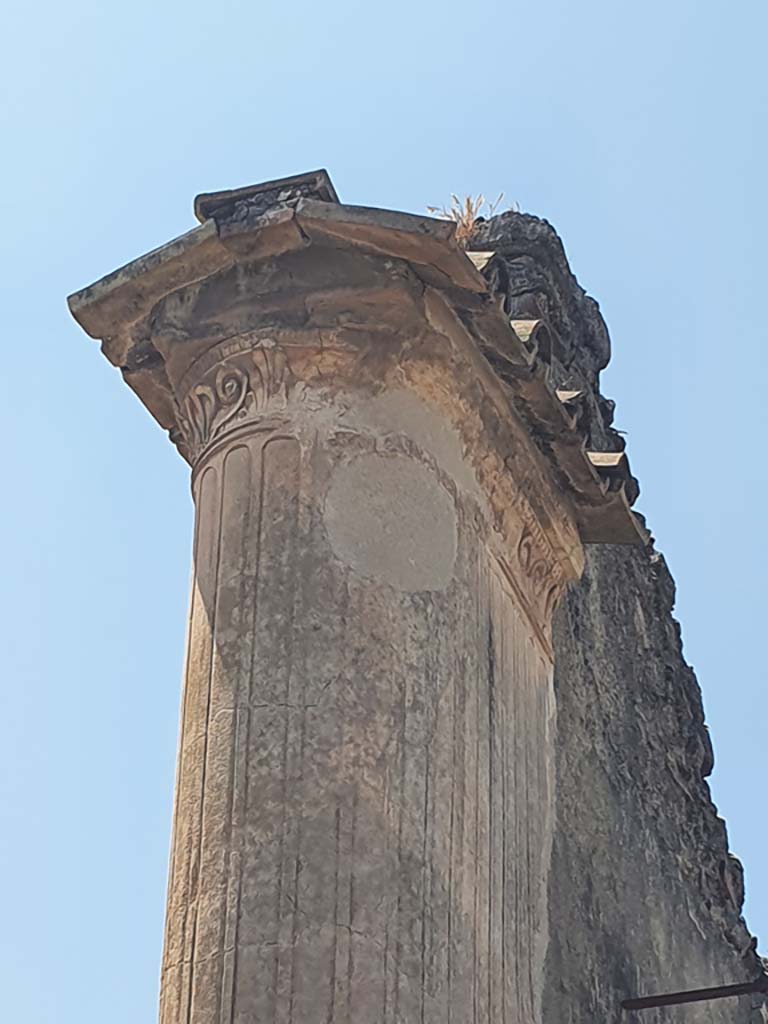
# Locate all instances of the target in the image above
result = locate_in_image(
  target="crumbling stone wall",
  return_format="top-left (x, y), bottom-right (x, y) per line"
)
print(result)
top-left (472, 213), bottom-right (763, 1023)
top-left (548, 544), bottom-right (760, 1023)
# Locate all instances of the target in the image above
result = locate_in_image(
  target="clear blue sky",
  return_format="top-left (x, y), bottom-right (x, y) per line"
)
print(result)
top-left (1, 2), bottom-right (765, 1021)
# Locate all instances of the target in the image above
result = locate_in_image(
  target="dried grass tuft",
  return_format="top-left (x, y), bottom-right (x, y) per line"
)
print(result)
top-left (426, 192), bottom-right (511, 247)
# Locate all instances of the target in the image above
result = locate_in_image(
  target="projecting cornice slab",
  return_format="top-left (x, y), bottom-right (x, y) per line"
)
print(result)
top-left (68, 169), bottom-right (645, 546)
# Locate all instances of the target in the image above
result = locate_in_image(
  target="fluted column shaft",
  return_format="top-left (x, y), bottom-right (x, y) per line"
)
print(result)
top-left (159, 379), bottom-right (556, 1024)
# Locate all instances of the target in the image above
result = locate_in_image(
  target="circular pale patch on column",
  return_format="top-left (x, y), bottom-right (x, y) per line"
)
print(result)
top-left (324, 453), bottom-right (457, 592)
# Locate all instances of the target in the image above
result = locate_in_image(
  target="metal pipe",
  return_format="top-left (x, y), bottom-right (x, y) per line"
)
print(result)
top-left (622, 975), bottom-right (768, 1011)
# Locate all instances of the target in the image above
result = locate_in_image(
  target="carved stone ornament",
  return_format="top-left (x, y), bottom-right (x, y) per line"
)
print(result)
top-left (512, 519), bottom-right (566, 646)
top-left (175, 336), bottom-right (293, 462)
top-left (517, 525), bottom-right (553, 598)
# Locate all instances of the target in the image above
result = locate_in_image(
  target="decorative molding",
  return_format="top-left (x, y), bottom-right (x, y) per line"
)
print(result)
top-left (176, 336), bottom-right (293, 461)
top-left (517, 525), bottom-right (553, 598)
top-left (493, 515), bottom-right (567, 655)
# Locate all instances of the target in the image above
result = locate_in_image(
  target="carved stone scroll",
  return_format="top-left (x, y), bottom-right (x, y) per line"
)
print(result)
top-left (176, 336), bottom-right (293, 462)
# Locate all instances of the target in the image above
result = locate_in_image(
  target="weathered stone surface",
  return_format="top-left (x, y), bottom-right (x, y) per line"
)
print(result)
top-left (470, 210), bottom-right (764, 1022)
top-left (160, 407), bottom-right (559, 1022)
top-left (547, 545), bottom-right (761, 1022)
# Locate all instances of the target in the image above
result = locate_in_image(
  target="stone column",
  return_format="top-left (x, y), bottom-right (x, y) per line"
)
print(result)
top-left (68, 172), bottom-right (642, 1024)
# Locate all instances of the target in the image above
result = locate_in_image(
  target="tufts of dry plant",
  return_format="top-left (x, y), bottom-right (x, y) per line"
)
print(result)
top-left (426, 192), bottom-right (509, 247)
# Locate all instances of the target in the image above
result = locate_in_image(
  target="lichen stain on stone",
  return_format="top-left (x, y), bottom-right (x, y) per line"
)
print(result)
top-left (323, 452), bottom-right (457, 591)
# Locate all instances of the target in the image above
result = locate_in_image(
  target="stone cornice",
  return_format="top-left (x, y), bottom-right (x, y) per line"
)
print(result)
top-left (67, 170), bottom-right (646, 548)
top-left (66, 200), bottom-right (483, 346)
top-left (469, 212), bottom-right (612, 372)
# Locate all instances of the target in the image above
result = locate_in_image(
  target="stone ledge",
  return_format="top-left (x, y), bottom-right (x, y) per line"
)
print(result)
top-left (67, 169), bottom-right (646, 546)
